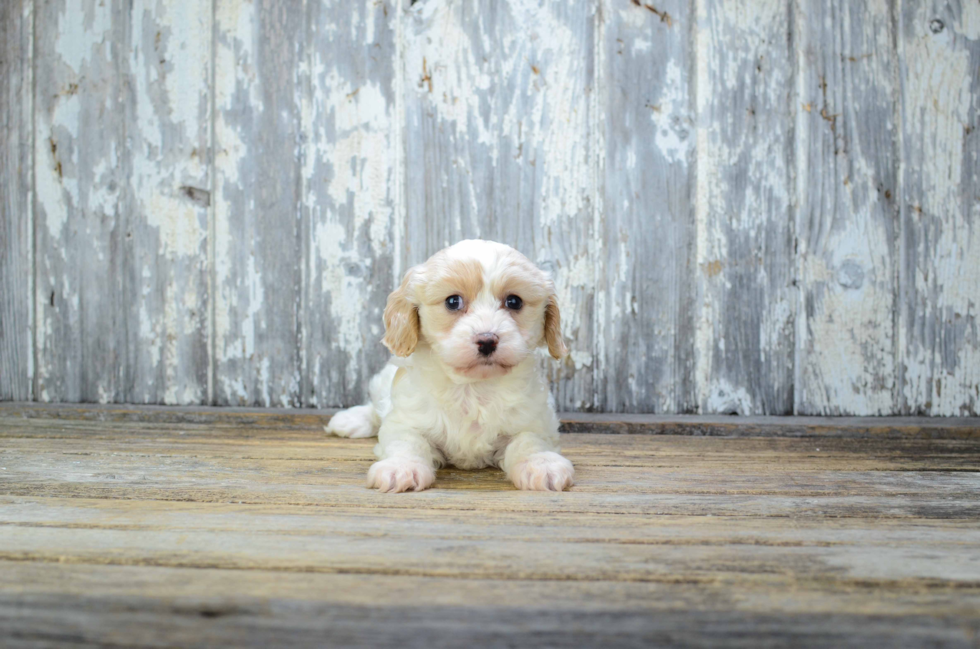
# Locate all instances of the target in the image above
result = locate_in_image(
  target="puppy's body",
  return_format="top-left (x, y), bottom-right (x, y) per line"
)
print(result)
top-left (327, 240), bottom-right (574, 493)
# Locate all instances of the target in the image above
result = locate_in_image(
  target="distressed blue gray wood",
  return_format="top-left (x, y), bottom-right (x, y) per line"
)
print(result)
top-left (0, 0), bottom-right (33, 401)
top-left (33, 0), bottom-right (211, 405)
top-left (212, 0), bottom-right (305, 407)
top-left (2, 0), bottom-right (979, 416)
top-left (597, 0), bottom-right (696, 413)
top-left (403, 0), bottom-right (596, 410)
top-left (898, 0), bottom-right (980, 416)
top-left (694, 0), bottom-right (796, 415)
top-left (795, 0), bottom-right (899, 415)
top-left (301, 0), bottom-right (399, 408)
top-left (34, 0), bottom-right (125, 402)
top-left (125, 0), bottom-right (212, 404)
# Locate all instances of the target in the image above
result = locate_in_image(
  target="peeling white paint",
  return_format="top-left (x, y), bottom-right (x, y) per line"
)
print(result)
top-left (899, 1), bottom-right (980, 415)
top-left (694, 0), bottom-right (793, 414)
top-left (17, 0), bottom-right (979, 415)
top-left (705, 378), bottom-right (754, 415)
top-left (54, 1), bottom-right (111, 71)
top-left (650, 60), bottom-right (691, 165)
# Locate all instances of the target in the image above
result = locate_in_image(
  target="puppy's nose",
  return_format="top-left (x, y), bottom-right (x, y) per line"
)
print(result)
top-left (475, 333), bottom-right (498, 357)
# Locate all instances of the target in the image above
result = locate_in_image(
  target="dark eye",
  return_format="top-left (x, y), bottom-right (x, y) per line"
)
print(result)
top-left (445, 295), bottom-right (463, 311)
top-left (505, 294), bottom-right (523, 310)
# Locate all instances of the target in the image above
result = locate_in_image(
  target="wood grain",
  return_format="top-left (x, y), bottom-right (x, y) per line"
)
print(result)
top-left (403, 0), bottom-right (596, 410)
top-left (898, 0), bottom-right (980, 416)
top-left (694, 0), bottom-right (796, 415)
top-left (0, 407), bottom-right (978, 647)
top-left (3, 563), bottom-right (977, 649)
top-left (2, 402), bottom-right (978, 439)
top-left (795, 0), bottom-right (899, 415)
top-left (4, 1), bottom-right (980, 416)
top-left (125, 0), bottom-right (212, 404)
top-left (33, 0), bottom-right (211, 404)
top-left (597, 0), bottom-right (696, 413)
top-left (0, 0), bottom-right (32, 401)
top-left (212, 0), bottom-right (305, 407)
top-left (302, 0), bottom-right (398, 408)
top-left (34, 0), bottom-right (127, 402)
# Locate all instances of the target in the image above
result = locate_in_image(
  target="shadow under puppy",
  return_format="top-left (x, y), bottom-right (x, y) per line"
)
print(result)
top-left (326, 239), bottom-right (574, 493)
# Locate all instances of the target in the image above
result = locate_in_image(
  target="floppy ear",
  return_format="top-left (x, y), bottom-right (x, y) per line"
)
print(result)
top-left (383, 266), bottom-right (421, 357)
top-left (544, 295), bottom-right (568, 360)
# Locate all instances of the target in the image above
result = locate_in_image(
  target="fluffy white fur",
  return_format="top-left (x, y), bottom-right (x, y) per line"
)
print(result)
top-left (325, 240), bottom-right (574, 493)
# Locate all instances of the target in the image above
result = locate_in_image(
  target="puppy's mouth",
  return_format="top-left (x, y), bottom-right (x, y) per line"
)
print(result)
top-left (466, 359), bottom-right (513, 369)
top-left (458, 358), bottom-right (515, 373)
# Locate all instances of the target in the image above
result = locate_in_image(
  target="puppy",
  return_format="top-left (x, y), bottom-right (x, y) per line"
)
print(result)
top-left (325, 239), bottom-right (574, 493)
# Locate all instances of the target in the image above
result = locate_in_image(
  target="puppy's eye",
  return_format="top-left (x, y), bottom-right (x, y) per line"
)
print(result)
top-left (445, 295), bottom-right (463, 311)
top-left (504, 294), bottom-right (523, 310)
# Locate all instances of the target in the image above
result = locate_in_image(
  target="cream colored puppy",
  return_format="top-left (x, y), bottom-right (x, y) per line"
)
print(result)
top-left (325, 239), bottom-right (574, 493)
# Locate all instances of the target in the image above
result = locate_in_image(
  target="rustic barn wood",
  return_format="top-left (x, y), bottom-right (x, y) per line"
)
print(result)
top-left (598, 0), bottom-right (696, 414)
top-left (212, 0), bottom-right (305, 407)
top-left (0, 405), bottom-right (978, 646)
top-left (29, 0), bottom-right (213, 405)
top-left (2, 1), bottom-right (979, 415)
top-left (694, 0), bottom-right (796, 416)
top-left (898, 0), bottom-right (980, 417)
top-left (3, 402), bottom-right (980, 438)
top-left (795, 0), bottom-right (899, 415)
top-left (0, 0), bottom-right (32, 401)
top-left (302, 0), bottom-right (400, 410)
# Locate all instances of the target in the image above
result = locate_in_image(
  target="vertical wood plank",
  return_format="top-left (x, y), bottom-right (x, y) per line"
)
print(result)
top-left (0, 0), bottom-right (33, 401)
top-left (126, 0), bottom-right (212, 404)
top-left (302, 0), bottom-right (398, 408)
top-left (402, 0), bottom-right (489, 254)
top-left (597, 0), bottom-right (696, 413)
top-left (35, 0), bottom-right (127, 402)
top-left (403, 0), bottom-right (596, 410)
top-left (795, 0), bottom-right (898, 414)
top-left (694, 0), bottom-right (796, 415)
top-left (898, 0), bottom-right (980, 416)
top-left (213, 0), bottom-right (304, 407)
top-left (34, 0), bottom-right (211, 404)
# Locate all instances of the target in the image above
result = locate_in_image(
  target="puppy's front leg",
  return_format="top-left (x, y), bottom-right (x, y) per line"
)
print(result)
top-left (502, 432), bottom-right (574, 492)
top-left (368, 431), bottom-right (438, 493)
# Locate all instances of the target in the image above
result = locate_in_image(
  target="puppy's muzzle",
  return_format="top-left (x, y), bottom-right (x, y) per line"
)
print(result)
top-left (475, 333), bottom-right (498, 357)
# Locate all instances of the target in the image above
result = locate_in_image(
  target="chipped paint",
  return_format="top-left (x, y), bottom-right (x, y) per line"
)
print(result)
top-left (695, 0), bottom-right (794, 414)
top-left (794, 0), bottom-right (898, 416)
top-left (899, 0), bottom-right (980, 416)
top-left (649, 60), bottom-right (691, 165)
top-left (5, 0), bottom-right (978, 415)
top-left (301, 0), bottom-right (398, 408)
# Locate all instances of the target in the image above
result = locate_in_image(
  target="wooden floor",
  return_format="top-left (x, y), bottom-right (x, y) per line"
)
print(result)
top-left (1, 405), bottom-right (979, 648)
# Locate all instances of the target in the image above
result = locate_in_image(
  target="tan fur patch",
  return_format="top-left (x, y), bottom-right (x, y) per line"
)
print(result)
top-left (491, 272), bottom-right (550, 307)
top-left (545, 297), bottom-right (568, 359)
top-left (383, 266), bottom-right (421, 357)
top-left (421, 257), bottom-right (485, 306)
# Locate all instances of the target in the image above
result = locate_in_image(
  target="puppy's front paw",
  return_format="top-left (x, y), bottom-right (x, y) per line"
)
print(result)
top-left (367, 457), bottom-right (436, 493)
top-left (511, 451), bottom-right (574, 491)
top-left (325, 405), bottom-right (376, 439)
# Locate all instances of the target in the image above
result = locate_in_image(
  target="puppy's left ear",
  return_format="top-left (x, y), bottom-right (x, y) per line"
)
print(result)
top-left (544, 295), bottom-right (568, 360)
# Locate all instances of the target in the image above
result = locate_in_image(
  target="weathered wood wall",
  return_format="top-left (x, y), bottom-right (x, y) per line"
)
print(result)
top-left (1, 0), bottom-right (978, 415)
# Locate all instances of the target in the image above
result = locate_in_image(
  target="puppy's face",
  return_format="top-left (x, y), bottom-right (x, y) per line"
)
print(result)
top-left (382, 240), bottom-right (567, 380)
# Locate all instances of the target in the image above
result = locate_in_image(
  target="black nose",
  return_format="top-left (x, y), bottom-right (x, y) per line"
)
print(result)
top-left (476, 334), bottom-right (498, 357)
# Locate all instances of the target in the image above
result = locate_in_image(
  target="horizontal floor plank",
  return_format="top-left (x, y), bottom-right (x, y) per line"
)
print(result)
top-left (1, 498), bottom-right (979, 586)
top-left (3, 403), bottom-right (978, 438)
top-left (1, 406), bottom-right (978, 647)
top-left (1, 563), bottom-right (979, 649)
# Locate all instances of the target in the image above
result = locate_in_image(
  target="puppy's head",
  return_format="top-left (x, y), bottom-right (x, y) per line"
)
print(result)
top-left (383, 240), bottom-right (567, 380)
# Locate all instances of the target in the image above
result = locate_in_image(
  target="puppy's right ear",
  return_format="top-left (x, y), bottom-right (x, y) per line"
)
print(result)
top-left (383, 266), bottom-right (421, 357)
